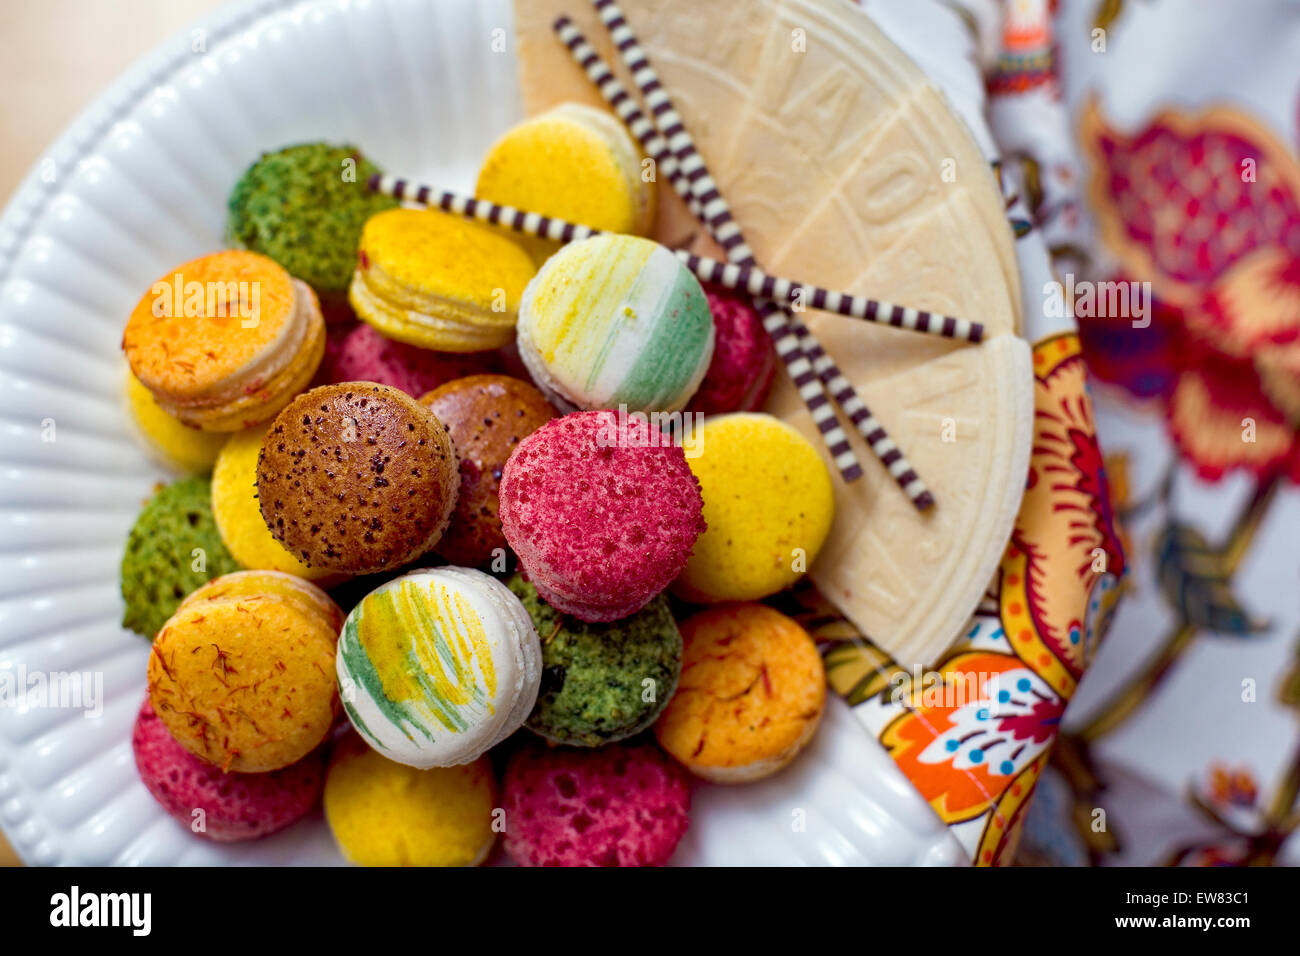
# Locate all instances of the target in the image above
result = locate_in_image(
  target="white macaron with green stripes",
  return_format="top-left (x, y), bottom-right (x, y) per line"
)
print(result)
top-left (517, 234), bottom-right (715, 414)
top-left (336, 567), bottom-right (541, 768)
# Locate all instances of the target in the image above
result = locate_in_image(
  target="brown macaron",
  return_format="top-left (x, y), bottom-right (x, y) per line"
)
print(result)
top-left (419, 375), bottom-right (556, 567)
top-left (257, 382), bottom-right (459, 574)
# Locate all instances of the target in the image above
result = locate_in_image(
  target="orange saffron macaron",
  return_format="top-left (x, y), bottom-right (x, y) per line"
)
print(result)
top-left (147, 570), bottom-right (343, 773)
top-left (122, 250), bottom-right (325, 431)
top-left (654, 603), bottom-right (826, 783)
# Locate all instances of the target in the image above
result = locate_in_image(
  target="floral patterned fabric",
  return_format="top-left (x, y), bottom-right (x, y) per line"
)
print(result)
top-left (779, 331), bottom-right (1122, 865)
top-left (832, 0), bottom-right (1300, 866)
top-left (1013, 0), bottom-right (1300, 865)
top-left (787, 0), bottom-right (1126, 865)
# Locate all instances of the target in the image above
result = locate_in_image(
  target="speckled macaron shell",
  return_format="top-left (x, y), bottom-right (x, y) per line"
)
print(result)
top-left (516, 234), bottom-right (715, 414)
top-left (675, 413), bottom-right (835, 603)
top-left (508, 575), bottom-right (681, 747)
top-left (124, 372), bottom-right (230, 473)
top-left (226, 142), bottom-right (398, 299)
top-left (349, 207), bottom-right (536, 352)
top-left (120, 476), bottom-right (241, 638)
top-left (335, 567), bottom-right (542, 768)
top-left (419, 375), bottom-right (557, 567)
top-left (498, 410), bottom-right (706, 622)
top-left (122, 250), bottom-right (326, 431)
top-left (210, 423), bottom-right (334, 581)
top-left (687, 287), bottom-right (777, 416)
top-left (133, 697), bottom-right (325, 843)
top-left (654, 603), bottom-right (826, 783)
top-left (476, 102), bottom-right (656, 264)
top-left (324, 733), bottom-right (497, 866)
top-left (255, 382), bottom-right (459, 574)
top-left (147, 570), bottom-right (344, 773)
top-left (503, 742), bottom-right (689, 867)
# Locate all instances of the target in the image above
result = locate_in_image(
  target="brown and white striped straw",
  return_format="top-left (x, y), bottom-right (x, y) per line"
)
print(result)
top-left (367, 173), bottom-right (980, 345)
top-left (573, 2), bottom-right (937, 509)
top-left (679, 258), bottom-right (983, 343)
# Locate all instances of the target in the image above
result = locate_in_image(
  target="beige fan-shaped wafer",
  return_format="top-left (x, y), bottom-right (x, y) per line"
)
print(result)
top-left (513, 0), bottom-right (1032, 667)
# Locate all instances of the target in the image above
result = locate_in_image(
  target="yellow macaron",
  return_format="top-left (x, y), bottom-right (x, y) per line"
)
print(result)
top-left (210, 423), bottom-right (333, 581)
top-left (476, 102), bottom-right (656, 264)
top-left (324, 734), bottom-right (498, 867)
top-left (349, 207), bottom-right (536, 352)
top-left (147, 570), bottom-right (343, 772)
top-left (674, 413), bottom-right (834, 602)
top-left (125, 371), bottom-right (229, 473)
top-left (122, 250), bottom-right (325, 431)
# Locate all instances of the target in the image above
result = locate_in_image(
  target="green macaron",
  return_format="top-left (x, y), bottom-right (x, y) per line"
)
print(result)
top-left (507, 575), bottom-right (683, 747)
top-left (226, 142), bottom-right (398, 298)
top-left (120, 477), bottom-right (240, 638)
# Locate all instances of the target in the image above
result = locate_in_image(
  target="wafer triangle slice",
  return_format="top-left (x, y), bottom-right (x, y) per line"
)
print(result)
top-left (512, 0), bottom-right (1031, 667)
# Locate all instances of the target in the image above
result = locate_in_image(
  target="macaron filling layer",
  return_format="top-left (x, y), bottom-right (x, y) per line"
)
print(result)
top-left (152, 279), bottom-right (325, 430)
top-left (349, 266), bottom-right (515, 352)
top-left (348, 208), bottom-right (536, 353)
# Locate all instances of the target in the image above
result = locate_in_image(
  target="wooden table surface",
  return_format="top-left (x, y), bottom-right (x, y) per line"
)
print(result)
top-left (0, 0), bottom-right (226, 867)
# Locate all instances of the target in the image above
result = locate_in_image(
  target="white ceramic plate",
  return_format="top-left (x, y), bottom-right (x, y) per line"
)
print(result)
top-left (0, 0), bottom-right (966, 865)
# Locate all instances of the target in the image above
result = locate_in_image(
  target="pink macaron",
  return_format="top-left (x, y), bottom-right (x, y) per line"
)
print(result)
top-left (312, 319), bottom-right (357, 389)
top-left (318, 322), bottom-right (501, 396)
top-left (687, 287), bottom-right (776, 416)
top-left (503, 742), bottom-right (690, 867)
top-left (132, 697), bottom-right (324, 843)
top-left (498, 410), bottom-right (705, 622)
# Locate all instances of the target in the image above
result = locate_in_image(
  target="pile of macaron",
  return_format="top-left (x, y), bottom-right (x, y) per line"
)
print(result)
top-left (119, 107), bottom-right (837, 866)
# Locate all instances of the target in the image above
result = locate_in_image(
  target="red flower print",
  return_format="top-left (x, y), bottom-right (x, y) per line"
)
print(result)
top-left (1079, 99), bottom-right (1300, 482)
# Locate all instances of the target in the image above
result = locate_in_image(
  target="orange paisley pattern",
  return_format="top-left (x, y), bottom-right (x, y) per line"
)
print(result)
top-left (1014, 335), bottom-right (1125, 684)
top-left (808, 333), bottom-right (1121, 865)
